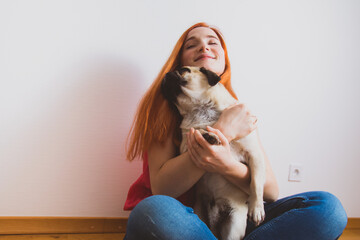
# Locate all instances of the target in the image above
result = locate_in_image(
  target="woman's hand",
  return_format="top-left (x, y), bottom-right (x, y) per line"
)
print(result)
top-left (187, 126), bottom-right (238, 174)
top-left (213, 103), bottom-right (257, 142)
top-left (186, 126), bottom-right (279, 202)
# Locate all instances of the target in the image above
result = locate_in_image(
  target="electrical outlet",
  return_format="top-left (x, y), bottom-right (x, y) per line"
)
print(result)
top-left (288, 164), bottom-right (303, 182)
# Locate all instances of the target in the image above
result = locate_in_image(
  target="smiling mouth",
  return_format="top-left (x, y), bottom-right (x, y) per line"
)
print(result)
top-left (195, 55), bottom-right (215, 61)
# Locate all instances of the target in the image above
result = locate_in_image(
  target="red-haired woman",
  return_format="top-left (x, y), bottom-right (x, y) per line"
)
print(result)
top-left (123, 23), bottom-right (347, 240)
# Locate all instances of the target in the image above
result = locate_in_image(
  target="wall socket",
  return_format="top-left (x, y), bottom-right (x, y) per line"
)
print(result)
top-left (288, 164), bottom-right (303, 182)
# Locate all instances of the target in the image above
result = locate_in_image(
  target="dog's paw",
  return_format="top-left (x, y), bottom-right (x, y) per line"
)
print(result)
top-left (198, 129), bottom-right (221, 145)
top-left (248, 199), bottom-right (265, 226)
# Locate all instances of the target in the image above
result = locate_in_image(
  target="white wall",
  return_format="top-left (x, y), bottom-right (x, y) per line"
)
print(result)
top-left (0, 0), bottom-right (359, 218)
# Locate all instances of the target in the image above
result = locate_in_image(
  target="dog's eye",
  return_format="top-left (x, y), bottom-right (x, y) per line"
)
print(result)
top-left (180, 79), bottom-right (187, 86)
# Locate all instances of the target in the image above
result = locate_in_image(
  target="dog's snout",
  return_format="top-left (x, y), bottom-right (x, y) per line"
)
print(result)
top-left (175, 67), bottom-right (190, 86)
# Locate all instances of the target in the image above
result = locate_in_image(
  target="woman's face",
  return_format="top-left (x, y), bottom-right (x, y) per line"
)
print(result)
top-left (181, 27), bottom-right (225, 76)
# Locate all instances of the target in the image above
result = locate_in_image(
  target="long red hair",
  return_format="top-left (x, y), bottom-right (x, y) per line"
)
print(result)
top-left (126, 22), bottom-right (237, 161)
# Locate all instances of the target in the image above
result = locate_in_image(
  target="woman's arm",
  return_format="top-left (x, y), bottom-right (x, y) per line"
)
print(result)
top-left (187, 103), bottom-right (279, 202)
top-left (148, 134), bottom-right (205, 198)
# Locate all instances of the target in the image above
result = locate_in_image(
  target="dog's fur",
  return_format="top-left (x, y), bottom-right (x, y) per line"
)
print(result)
top-left (161, 66), bottom-right (266, 240)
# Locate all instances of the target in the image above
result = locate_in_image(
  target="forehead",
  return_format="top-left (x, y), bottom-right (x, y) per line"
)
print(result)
top-left (185, 27), bottom-right (219, 41)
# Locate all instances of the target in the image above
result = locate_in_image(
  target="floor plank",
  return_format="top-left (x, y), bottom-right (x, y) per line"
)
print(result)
top-left (0, 230), bottom-right (358, 240)
top-left (0, 233), bottom-right (125, 240)
top-left (339, 229), bottom-right (360, 240)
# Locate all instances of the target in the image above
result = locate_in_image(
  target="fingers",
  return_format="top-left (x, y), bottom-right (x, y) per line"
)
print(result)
top-left (250, 115), bottom-right (258, 131)
top-left (250, 115), bottom-right (258, 124)
top-left (187, 128), bottom-right (215, 166)
top-left (234, 103), bottom-right (257, 123)
top-left (187, 128), bottom-right (234, 173)
top-left (243, 103), bottom-right (257, 132)
top-left (187, 128), bottom-right (215, 172)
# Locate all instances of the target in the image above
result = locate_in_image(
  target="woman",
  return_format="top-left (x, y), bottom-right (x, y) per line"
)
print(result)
top-left (123, 22), bottom-right (347, 240)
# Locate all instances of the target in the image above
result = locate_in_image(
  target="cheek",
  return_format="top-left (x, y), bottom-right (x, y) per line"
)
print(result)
top-left (217, 49), bottom-right (226, 65)
top-left (216, 48), bottom-right (225, 60)
top-left (181, 51), bottom-right (193, 66)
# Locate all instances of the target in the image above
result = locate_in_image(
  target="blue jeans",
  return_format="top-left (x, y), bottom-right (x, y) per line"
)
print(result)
top-left (124, 191), bottom-right (347, 240)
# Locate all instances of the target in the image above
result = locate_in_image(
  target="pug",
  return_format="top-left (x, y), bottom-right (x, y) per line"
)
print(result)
top-left (161, 66), bottom-right (266, 240)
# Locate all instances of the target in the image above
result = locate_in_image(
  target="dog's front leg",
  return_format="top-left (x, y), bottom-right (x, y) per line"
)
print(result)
top-left (238, 131), bottom-right (266, 226)
top-left (247, 152), bottom-right (266, 226)
top-left (198, 129), bottom-right (221, 145)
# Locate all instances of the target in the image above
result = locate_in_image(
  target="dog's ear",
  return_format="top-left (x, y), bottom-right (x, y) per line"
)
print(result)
top-left (161, 71), bottom-right (184, 104)
top-left (200, 67), bottom-right (221, 86)
top-left (178, 66), bottom-right (191, 75)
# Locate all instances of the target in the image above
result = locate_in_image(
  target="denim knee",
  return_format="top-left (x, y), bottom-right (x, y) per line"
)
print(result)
top-left (125, 195), bottom-right (216, 240)
top-left (130, 195), bottom-right (188, 217)
top-left (127, 195), bottom-right (182, 229)
top-left (126, 195), bottom-right (180, 240)
top-left (311, 191), bottom-right (347, 238)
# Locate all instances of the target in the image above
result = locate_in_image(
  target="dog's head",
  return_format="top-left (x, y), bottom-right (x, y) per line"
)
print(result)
top-left (161, 66), bottom-right (221, 112)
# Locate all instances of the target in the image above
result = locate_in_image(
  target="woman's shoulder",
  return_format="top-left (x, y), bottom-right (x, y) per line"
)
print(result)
top-left (148, 134), bottom-right (178, 162)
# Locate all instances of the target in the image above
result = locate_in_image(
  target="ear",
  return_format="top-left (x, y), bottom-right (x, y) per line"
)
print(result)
top-left (161, 71), bottom-right (184, 104)
top-left (178, 66), bottom-right (191, 75)
top-left (200, 67), bottom-right (221, 86)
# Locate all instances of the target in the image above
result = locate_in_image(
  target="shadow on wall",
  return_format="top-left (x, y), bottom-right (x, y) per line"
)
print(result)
top-left (43, 56), bottom-right (146, 182)
top-left (57, 57), bottom-right (145, 162)
top-left (2, 57), bottom-right (145, 216)
top-left (48, 57), bottom-right (146, 215)
top-left (56, 57), bottom-right (145, 155)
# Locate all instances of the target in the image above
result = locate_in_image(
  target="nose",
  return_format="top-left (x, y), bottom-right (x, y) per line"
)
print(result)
top-left (198, 42), bottom-right (210, 52)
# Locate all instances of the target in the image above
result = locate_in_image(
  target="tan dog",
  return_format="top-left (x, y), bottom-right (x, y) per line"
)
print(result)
top-left (161, 66), bottom-right (266, 240)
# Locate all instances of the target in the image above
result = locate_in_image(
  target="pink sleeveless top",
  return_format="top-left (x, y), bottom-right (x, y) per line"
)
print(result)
top-left (123, 153), bottom-right (195, 210)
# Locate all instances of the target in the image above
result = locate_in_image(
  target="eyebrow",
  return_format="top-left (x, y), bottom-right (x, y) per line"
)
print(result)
top-left (184, 35), bottom-right (219, 44)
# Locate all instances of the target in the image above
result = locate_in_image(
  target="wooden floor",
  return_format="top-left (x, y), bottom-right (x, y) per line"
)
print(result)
top-left (0, 233), bottom-right (126, 240)
top-left (0, 230), bottom-right (359, 240)
top-left (339, 229), bottom-right (360, 240)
